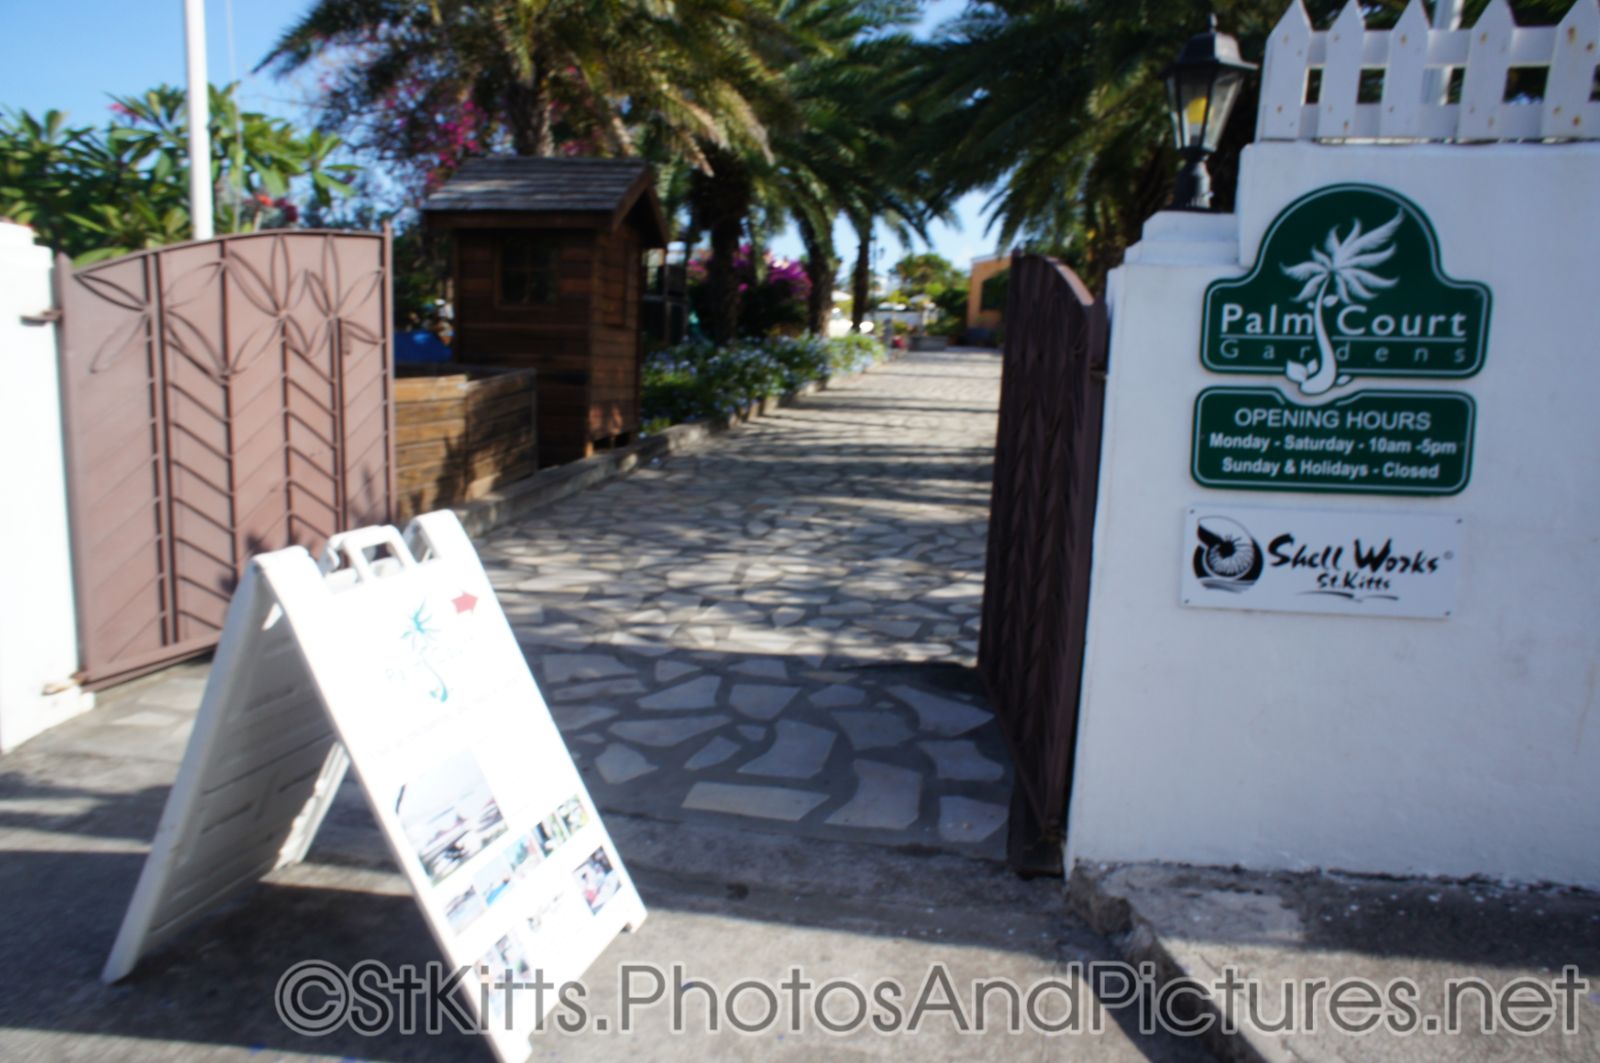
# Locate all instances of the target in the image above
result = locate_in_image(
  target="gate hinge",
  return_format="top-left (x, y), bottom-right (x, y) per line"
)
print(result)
top-left (20, 308), bottom-right (62, 326)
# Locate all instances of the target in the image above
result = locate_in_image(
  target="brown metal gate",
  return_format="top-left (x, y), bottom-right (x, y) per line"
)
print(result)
top-left (979, 254), bottom-right (1108, 871)
top-left (55, 230), bottom-right (395, 688)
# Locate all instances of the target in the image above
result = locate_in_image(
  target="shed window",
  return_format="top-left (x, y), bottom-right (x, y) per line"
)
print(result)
top-left (499, 236), bottom-right (558, 305)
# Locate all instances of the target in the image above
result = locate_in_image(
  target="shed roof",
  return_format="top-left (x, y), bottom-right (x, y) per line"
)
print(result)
top-left (420, 157), bottom-right (667, 246)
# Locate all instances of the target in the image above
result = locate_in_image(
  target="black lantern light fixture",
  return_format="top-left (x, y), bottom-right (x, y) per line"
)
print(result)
top-left (1164, 15), bottom-right (1258, 211)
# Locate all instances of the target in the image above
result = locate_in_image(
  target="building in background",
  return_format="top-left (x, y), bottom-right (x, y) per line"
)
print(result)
top-left (966, 253), bottom-right (1008, 342)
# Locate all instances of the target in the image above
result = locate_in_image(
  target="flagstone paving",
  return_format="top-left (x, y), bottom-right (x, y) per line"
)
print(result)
top-left (479, 348), bottom-right (1013, 858)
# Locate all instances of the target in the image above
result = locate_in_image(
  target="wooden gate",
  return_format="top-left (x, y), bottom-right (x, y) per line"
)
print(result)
top-left (979, 254), bottom-right (1108, 873)
top-left (55, 230), bottom-right (395, 688)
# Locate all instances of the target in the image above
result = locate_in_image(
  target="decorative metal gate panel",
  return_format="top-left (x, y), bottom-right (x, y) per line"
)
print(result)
top-left (56, 230), bottom-right (394, 688)
top-left (979, 255), bottom-right (1108, 866)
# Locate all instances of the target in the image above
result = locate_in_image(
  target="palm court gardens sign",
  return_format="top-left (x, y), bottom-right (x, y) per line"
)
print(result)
top-left (1192, 184), bottom-right (1490, 495)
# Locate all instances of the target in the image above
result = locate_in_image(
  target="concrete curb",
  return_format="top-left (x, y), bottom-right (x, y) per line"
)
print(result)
top-left (1070, 862), bottom-right (1272, 1063)
top-left (452, 355), bottom-right (896, 539)
top-left (1069, 861), bottom-right (1600, 1063)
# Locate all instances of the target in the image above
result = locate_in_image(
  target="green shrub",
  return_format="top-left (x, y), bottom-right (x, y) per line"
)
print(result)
top-left (932, 286), bottom-right (968, 321)
top-left (642, 334), bottom-right (887, 428)
top-left (826, 333), bottom-right (885, 375)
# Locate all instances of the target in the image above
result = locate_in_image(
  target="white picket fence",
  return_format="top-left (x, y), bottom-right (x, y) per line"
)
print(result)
top-left (1257, 0), bottom-right (1600, 141)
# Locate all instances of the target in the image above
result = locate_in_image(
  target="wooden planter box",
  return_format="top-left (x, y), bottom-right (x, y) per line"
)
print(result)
top-left (394, 366), bottom-right (538, 521)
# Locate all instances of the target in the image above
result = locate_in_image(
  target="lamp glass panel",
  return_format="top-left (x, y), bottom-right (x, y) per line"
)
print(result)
top-left (1165, 72), bottom-right (1184, 150)
top-left (1201, 70), bottom-right (1245, 151)
top-left (1173, 66), bottom-right (1216, 150)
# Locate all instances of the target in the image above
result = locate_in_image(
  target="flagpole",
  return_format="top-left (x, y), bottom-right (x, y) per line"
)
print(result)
top-left (184, 0), bottom-right (214, 239)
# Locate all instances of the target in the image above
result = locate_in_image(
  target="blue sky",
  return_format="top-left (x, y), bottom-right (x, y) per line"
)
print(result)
top-left (0, 0), bottom-right (998, 274)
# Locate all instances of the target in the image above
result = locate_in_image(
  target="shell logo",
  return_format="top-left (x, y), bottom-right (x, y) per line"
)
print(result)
top-left (1193, 517), bottom-right (1264, 592)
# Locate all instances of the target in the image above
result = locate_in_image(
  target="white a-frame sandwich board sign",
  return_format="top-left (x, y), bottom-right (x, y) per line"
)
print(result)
top-left (102, 511), bottom-right (646, 1061)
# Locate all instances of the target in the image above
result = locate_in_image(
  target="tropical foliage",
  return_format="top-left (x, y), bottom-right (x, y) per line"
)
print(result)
top-left (0, 85), bottom-right (352, 263)
top-left (260, 0), bottom-right (790, 202)
top-left (891, 252), bottom-right (964, 296)
top-left (9, 0), bottom-right (1581, 298)
top-left (909, 0), bottom-right (1289, 289)
top-left (686, 244), bottom-right (814, 339)
top-left (262, 0), bottom-right (944, 343)
top-left (889, 251), bottom-right (967, 323)
top-left (758, 0), bottom-right (939, 334)
top-left (643, 333), bottom-right (885, 428)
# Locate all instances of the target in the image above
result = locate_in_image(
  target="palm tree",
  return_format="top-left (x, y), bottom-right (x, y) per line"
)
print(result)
top-left (682, 0), bottom-right (938, 343)
top-left (686, 144), bottom-right (758, 345)
top-left (263, 0), bottom-right (796, 347)
top-left (835, 37), bottom-right (952, 336)
top-left (764, 23), bottom-right (938, 334)
top-left (1280, 212), bottom-right (1399, 395)
top-left (259, 0), bottom-right (785, 177)
top-left (651, 0), bottom-right (945, 340)
top-left (911, 0), bottom-right (1383, 289)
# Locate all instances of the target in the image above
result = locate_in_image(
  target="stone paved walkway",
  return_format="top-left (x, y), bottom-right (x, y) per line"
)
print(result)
top-left (479, 348), bottom-right (1013, 857)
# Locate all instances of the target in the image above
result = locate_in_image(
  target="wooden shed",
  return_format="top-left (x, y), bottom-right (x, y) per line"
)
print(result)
top-left (421, 157), bottom-right (668, 465)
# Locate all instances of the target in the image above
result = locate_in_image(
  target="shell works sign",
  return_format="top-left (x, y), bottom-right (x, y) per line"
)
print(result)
top-left (1181, 505), bottom-right (1462, 619)
top-left (1193, 185), bottom-right (1489, 495)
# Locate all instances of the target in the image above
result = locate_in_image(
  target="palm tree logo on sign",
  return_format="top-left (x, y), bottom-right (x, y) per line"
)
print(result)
top-left (1200, 184), bottom-right (1490, 392)
top-left (1280, 213), bottom-right (1400, 396)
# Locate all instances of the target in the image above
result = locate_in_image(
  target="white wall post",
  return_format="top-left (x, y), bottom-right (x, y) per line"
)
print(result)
top-left (1066, 140), bottom-right (1600, 889)
top-left (0, 223), bottom-right (92, 751)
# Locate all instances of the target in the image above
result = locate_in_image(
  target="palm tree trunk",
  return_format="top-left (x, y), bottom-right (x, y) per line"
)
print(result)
top-left (849, 215), bottom-right (871, 333)
top-left (509, 93), bottom-right (536, 155)
top-left (508, 67), bottom-right (555, 156)
top-left (531, 70), bottom-right (554, 156)
top-left (688, 146), bottom-right (752, 347)
top-left (796, 214), bottom-right (836, 336)
top-left (705, 216), bottom-right (742, 346)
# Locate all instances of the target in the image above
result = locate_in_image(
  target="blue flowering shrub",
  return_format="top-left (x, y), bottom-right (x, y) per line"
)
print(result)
top-left (642, 334), bottom-right (887, 431)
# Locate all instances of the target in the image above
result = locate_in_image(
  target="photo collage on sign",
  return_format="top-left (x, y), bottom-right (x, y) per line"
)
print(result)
top-left (573, 847), bottom-right (621, 914)
top-left (475, 932), bottom-right (534, 1029)
top-left (397, 751), bottom-right (509, 885)
top-left (397, 757), bottom-right (606, 951)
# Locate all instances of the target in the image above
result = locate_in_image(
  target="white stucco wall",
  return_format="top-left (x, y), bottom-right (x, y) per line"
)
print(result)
top-left (1065, 141), bottom-right (1600, 888)
top-left (0, 223), bottom-right (91, 751)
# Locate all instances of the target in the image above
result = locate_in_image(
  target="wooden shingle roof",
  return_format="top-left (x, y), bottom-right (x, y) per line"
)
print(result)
top-left (420, 157), bottom-right (667, 246)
